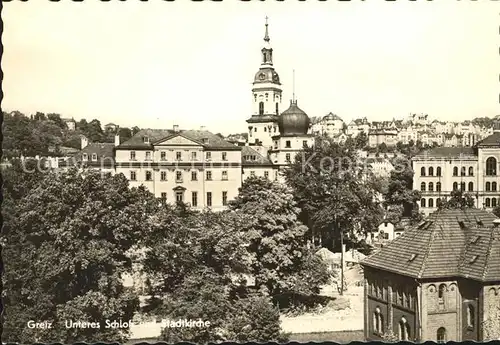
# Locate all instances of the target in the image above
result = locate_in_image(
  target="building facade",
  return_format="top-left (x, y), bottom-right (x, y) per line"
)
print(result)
top-left (361, 208), bottom-right (500, 342)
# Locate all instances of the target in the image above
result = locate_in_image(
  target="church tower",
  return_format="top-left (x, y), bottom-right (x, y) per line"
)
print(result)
top-left (246, 18), bottom-right (282, 148)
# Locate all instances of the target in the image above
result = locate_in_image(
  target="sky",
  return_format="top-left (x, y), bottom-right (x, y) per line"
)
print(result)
top-left (2, 1), bottom-right (499, 135)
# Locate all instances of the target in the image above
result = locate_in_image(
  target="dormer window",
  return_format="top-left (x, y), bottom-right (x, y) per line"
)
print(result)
top-left (143, 136), bottom-right (149, 144)
top-left (82, 153), bottom-right (88, 161)
top-left (91, 153), bottom-right (97, 161)
top-left (202, 138), bottom-right (209, 145)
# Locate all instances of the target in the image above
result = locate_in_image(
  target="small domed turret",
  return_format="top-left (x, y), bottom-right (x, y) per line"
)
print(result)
top-left (278, 100), bottom-right (310, 135)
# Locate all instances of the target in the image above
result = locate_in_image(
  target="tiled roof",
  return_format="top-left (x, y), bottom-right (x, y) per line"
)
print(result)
top-left (412, 147), bottom-right (477, 160)
top-left (246, 115), bottom-right (279, 124)
top-left (361, 208), bottom-right (500, 282)
top-left (241, 146), bottom-right (273, 166)
top-left (118, 129), bottom-right (239, 150)
top-left (71, 143), bottom-right (115, 162)
top-left (477, 132), bottom-right (500, 147)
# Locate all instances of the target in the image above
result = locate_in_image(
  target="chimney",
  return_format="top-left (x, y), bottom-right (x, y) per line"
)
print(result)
top-left (200, 125), bottom-right (206, 131)
top-left (114, 134), bottom-right (120, 146)
top-left (173, 125), bottom-right (179, 132)
top-left (81, 136), bottom-right (88, 150)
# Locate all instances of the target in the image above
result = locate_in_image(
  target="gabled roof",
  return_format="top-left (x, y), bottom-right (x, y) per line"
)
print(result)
top-left (118, 129), bottom-right (240, 150)
top-left (477, 132), bottom-right (500, 147)
top-left (241, 146), bottom-right (273, 166)
top-left (412, 147), bottom-right (477, 160)
top-left (361, 208), bottom-right (500, 282)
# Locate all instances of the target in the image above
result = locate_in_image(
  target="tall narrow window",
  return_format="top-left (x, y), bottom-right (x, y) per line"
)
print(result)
top-left (259, 102), bottom-right (264, 115)
top-left (469, 166), bottom-right (474, 176)
top-left (160, 151), bottom-right (166, 160)
top-left (486, 198), bottom-right (491, 207)
top-left (264, 171), bottom-right (269, 179)
top-left (161, 192), bottom-right (167, 201)
top-left (436, 182), bottom-right (442, 192)
top-left (436, 167), bottom-right (442, 176)
top-left (286, 140), bottom-right (291, 148)
top-left (453, 182), bottom-right (458, 191)
top-left (191, 191), bottom-right (198, 207)
top-left (130, 151), bottom-right (136, 160)
top-left (222, 152), bottom-right (227, 161)
top-left (421, 198), bottom-right (426, 208)
top-left (145, 171), bottom-right (152, 181)
top-left (453, 167), bottom-right (458, 176)
top-left (421, 167), bottom-right (426, 176)
top-left (276, 103), bottom-right (279, 115)
top-left (176, 191), bottom-right (184, 203)
top-left (207, 192), bottom-right (212, 207)
top-left (160, 171), bottom-right (167, 181)
top-left (429, 182), bottom-right (434, 191)
top-left (222, 170), bottom-right (228, 181)
top-left (191, 171), bottom-right (197, 181)
top-left (429, 198), bottom-right (434, 208)
top-left (428, 167), bottom-right (434, 176)
top-left (421, 182), bottom-right (426, 191)
top-left (437, 327), bottom-right (447, 343)
top-left (130, 171), bottom-right (136, 181)
top-left (467, 305), bottom-right (475, 328)
top-left (176, 171), bottom-right (183, 182)
top-left (206, 171), bottom-right (212, 181)
top-left (222, 191), bottom-right (228, 206)
top-left (438, 284), bottom-right (446, 310)
top-left (468, 182), bottom-right (474, 191)
top-left (461, 167), bottom-right (466, 176)
top-left (286, 153), bottom-right (291, 162)
top-left (461, 182), bottom-right (466, 191)
top-left (486, 157), bottom-right (497, 176)
top-left (191, 151), bottom-right (197, 160)
top-left (493, 182), bottom-right (497, 191)
top-left (493, 198), bottom-right (497, 207)
top-left (176, 151), bottom-right (182, 161)
top-left (486, 182), bottom-right (491, 191)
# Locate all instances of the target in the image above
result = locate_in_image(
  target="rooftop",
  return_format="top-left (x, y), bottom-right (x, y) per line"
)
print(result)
top-left (412, 147), bottom-right (477, 160)
top-left (361, 208), bottom-right (500, 282)
top-left (241, 145), bottom-right (273, 166)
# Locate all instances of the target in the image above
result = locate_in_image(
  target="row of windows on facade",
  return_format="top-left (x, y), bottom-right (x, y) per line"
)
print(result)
top-left (127, 151), bottom-right (228, 161)
top-left (160, 191), bottom-right (227, 207)
top-left (372, 308), bottom-right (412, 341)
top-left (421, 181), bottom-right (500, 192)
top-left (368, 281), bottom-right (415, 310)
top-left (420, 166), bottom-right (475, 177)
top-left (129, 170), bottom-right (274, 182)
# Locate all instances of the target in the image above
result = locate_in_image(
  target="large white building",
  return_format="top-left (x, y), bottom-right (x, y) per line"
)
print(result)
top-left (412, 115), bottom-right (500, 215)
top-left (61, 19), bottom-right (314, 210)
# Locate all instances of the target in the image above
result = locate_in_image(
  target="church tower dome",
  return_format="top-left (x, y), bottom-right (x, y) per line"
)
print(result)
top-left (278, 99), bottom-right (310, 135)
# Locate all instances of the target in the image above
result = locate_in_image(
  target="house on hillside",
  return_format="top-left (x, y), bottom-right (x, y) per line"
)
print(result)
top-left (104, 123), bottom-right (119, 132)
top-left (361, 208), bottom-right (500, 342)
top-left (62, 118), bottom-right (76, 131)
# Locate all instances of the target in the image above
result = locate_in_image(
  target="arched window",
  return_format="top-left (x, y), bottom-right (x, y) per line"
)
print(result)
top-left (436, 167), bottom-right (442, 176)
top-left (429, 198), bottom-right (434, 208)
top-left (461, 182), bottom-right (466, 191)
top-left (493, 198), bottom-right (497, 207)
top-left (469, 166), bottom-right (474, 176)
top-left (421, 167), bottom-right (426, 176)
top-left (436, 182), bottom-right (442, 192)
top-left (453, 182), bottom-right (458, 191)
top-left (421, 182), bottom-right (426, 192)
top-left (429, 167), bottom-right (434, 176)
top-left (461, 167), bottom-right (466, 176)
top-left (486, 157), bottom-right (497, 176)
top-left (429, 182), bottom-right (434, 192)
top-left (438, 284), bottom-right (446, 310)
top-left (421, 198), bottom-right (426, 208)
top-left (436, 198), bottom-right (442, 208)
top-left (486, 198), bottom-right (491, 208)
top-left (398, 317), bottom-right (410, 341)
top-left (259, 102), bottom-right (264, 115)
top-left (437, 327), bottom-right (447, 343)
top-left (468, 182), bottom-right (474, 191)
top-left (453, 167), bottom-right (458, 176)
top-left (373, 307), bottom-right (384, 334)
top-left (486, 182), bottom-right (491, 191)
top-left (493, 182), bottom-right (497, 191)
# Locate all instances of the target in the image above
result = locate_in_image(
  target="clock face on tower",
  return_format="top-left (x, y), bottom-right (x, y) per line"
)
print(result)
top-left (259, 73), bottom-right (266, 81)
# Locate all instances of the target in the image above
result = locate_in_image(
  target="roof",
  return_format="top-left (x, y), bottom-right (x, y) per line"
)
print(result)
top-left (323, 112), bottom-right (342, 121)
top-left (361, 208), bottom-right (500, 282)
top-left (241, 146), bottom-right (273, 166)
top-left (477, 132), bottom-right (500, 147)
top-left (70, 143), bottom-right (115, 163)
top-left (118, 129), bottom-right (240, 150)
top-left (412, 147), bottom-right (477, 160)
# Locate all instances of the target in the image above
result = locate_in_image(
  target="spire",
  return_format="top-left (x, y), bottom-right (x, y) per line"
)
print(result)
top-left (292, 69), bottom-right (296, 103)
top-left (264, 16), bottom-right (270, 42)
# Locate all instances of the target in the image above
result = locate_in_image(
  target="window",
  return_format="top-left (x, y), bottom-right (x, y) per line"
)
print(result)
top-left (175, 191), bottom-right (184, 203)
top-left (469, 166), bottom-right (474, 176)
top-left (264, 127), bottom-right (267, 132)
top-left (398, 317), bottom-right (410, 341)
top-left (143, 136), bottom-right (149, 143)
top-left (191, 171), bottom-right (197, 181)
top-left (436, 182), bottom-right (441, 192)
top-left (286, 153), bottom-right (291, 162)
top-left (461, 182), bottom-right (466, 191)
top-left (286, 140), bottom-right (291, 148)
top-left (453, 167), bottom-right (458, 176)
top-left (429, 198), bottom-right (434, 208)
top-left (265, 93), bottom-right (269, 101)
top-left (176, 171), bottom-right (183, 182)
top-left (486, 182), bottom-right (491, 191)
top-left (130, 171), bottom-right (136, 181)
top-left (437, 198), bottom-right (442, 208)
top-left (82, 153), bottom-right (88, 161)
top-left (145, 151), bottom-right (152, 161)
top-left (373, 307), bottom-right (384, 334)
top-left (421, 198), bottom-right (426, 207)
top-left (206, 171), bottom-right (212, 180)
top-left (493, 198), bottom-right (497, 207)
top-left (428, 182), bottom-right (434, 192)
top-left (486, 198), bottom-right (491, 207)
top-left (160, 171), bottom-right (167, 181)
top-left (222, 191), bottom-right (228, 206)
top-left (461, 166), bottom-right (466, 176)
top-left (176, 151), bottom-right (182, 161)
top-left (250, 171), bottom-right (256, 177)
top-left (493, 182), bottom-right (497, 191)
top-left (274, 171), bottom-right (278, 181)
top-left (207, 192), bottom-right (212, 207)
top-left (276, 103), bottom-right (279, 115)
top-left (421, 167), bottom-right (426, 176)
top-left (161, 192), bottom-right (167, 201)
top-left (438, 284), bottom-right (446, 309)
top-left (467, 305), bottom-right (475, 328)
top-left (91, 153), bottom-right (97, 161)
top-left (191, 151), bottom-right (197, 160)
top-left (130, 151), bottom-right (136, 160)
top-left (145, 171), bottom-right (152, 181)
top-left (436, 167), bottom-right (442, 176)
top-left (222, 170), bottom-right (228, 180)
top-left (437, 327), bottom-right (447, 343)
top-left (468, 182), bottom-right (474, 191)
top-left (398, 290), bottom-right (404, 305)
top-left (303, 140), bottom-right (308, 148)
top-left (160, 151), bottom-right (166, 160)
top-left (259, 102), bottom-right (264, 115)
top-left (191, 192), bottom-right (198, 207)
top-left (222, 152), bottom-right (227, 161)
top-left (264, 171), bottom-right (269, 179)
top-left (421, 182), bottom-right (426, 192)
top-left (428, 167), bottom-right (434, 176)
top-left (254, 127), bottom-right (257, 132)
top-left (206, 152), bottom-right (212, 160)
top-left (453, 182), bottom-right (458, 191)
top-left (486, 157), bottom-right (497, 176)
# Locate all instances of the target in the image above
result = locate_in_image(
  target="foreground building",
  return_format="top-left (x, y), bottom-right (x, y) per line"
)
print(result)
top-left (361, 208), bottom-right (500, 342)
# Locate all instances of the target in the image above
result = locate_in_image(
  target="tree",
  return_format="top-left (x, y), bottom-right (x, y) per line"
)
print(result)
top-left (131, 126), bottom-right (141, 135)
top-left (118, 127), bottom-right (133, 141)
top-left (492, 206), bottom-right (500, 218)
top-left (2, 168), bottom-right (158, 343)
top-left (354, 131), bottom-right (368, 149)
top-left (439, 190), bottom-right (475, 209)
top-left (229, 176), bottom-right (330, 296)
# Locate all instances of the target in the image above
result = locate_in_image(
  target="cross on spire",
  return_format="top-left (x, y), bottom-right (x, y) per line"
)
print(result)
top-left (264, 16), bottom-right (270, 42)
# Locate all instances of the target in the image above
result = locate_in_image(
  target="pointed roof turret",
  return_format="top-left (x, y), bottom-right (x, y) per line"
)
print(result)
top-left (264, 16), bottom-right (270, 42)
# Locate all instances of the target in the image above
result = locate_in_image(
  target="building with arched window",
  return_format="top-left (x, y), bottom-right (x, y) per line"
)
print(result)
top-left (361, 208), bottom-right (500, 342)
